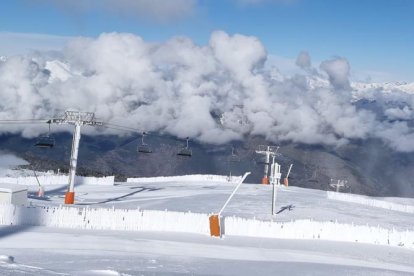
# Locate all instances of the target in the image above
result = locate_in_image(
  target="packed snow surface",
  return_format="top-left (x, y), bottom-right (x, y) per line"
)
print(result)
top-left (0, 174), bottom-right (413, 275)
top-left (327, 191), bottom-right (414, 214)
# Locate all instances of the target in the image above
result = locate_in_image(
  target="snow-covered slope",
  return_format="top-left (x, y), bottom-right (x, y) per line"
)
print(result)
top-left (44, 60), bottom-right (82, 82)
top-left (352, 81), bottom-right (414, 94)
top-left (1, 176), bottom-right (414, 275)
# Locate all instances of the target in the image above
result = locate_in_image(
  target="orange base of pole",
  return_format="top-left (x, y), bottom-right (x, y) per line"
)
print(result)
top-left (209, 214), bottom-right (221, 237)
top-left (283, 178), bottom-right (289, 187)
top-left (37, 186), bottom-right (45, 197)
top-left (261, 177), bottom-right (269, 185)
top-left (64, 191), bottom-right (75, 204)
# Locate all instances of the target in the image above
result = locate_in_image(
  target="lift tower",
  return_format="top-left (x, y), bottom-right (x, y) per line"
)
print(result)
top-left (51, 111), bottom-right (103, 204)
top-left (255, 145), bottom-right (279, 184)
top-left (329, 179), bottom-right (348, 193)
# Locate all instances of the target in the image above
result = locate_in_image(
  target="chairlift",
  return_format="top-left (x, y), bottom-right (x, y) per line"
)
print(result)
top-left (35, 120), bottom-right (55, 148)
top-left (228, 146), bottom-right (240, 162)
top-left (137, 132), bottom-right (153, 154)
top-left (177, 137), bottom-right (192, 157)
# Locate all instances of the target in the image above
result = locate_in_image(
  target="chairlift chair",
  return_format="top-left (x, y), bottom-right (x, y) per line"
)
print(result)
top-left (35, 120), bottom-right (55, 148)
top-left (35, 136), bottom-right (55, 148)
top-left (177, 137), bottom-right (192, 157)
top-left (137, 132), bottom-right (153, 154)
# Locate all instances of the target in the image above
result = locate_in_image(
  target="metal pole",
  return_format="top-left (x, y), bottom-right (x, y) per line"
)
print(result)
top-left (264, 148), bottom-right (270, 177)
top-left (286, 164), bottom-right (293, 178)
top-left (65, 122), bottom-right (81, 204)
top-left (272, 180), bottom-right (277, 215)
top-left (218, 172), bottom-right (251, 216)
top-left (32, 170), bottom-right (41, 187)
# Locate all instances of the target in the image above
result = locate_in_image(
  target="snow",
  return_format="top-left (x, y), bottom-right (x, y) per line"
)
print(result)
top-left (0, 169), bottom-right (51, 178)
top-left (127, 174), bottom-right (242, 183)
top-left (1, 227), bottom-right (413, 275)
top-left (327, 191), bottom-right (414, 214)
top-left (352, 81), bottom-right (414, 95)
top-left (0, 175), bottom-right (115, 186)
top-left (1, 203), bottom-right (413, 249)
top-left (0, 183), bottom-right (27, 193)
top-left (45, 60), bottom-right (75, 82)
top-left (0, 255), bottom-right (14, 264)
top-left (225, 217), bottom-right (414, 248)
top-left (0, 174), bottom-right (413, 275)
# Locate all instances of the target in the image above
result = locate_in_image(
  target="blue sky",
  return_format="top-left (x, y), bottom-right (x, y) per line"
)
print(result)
top-left (0, 0), bottom-right (413, 82)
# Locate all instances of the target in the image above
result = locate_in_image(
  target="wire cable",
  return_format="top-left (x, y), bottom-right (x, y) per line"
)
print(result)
top-left (0, 118), bottom-right (50, 121)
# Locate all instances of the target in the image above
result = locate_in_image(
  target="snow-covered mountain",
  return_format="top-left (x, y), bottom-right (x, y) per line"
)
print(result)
top-left (353, 81), bottom-right (414, 94)
top-left (44, 60), bottom-right (80, 82)
top-left (42, 58), bottom-right (414, 95)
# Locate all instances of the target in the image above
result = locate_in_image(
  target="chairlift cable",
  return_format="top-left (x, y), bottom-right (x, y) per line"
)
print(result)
top-left (0, 117), bottom-right (272, 155)
top-left (0, 119), bottom-right (50, 122)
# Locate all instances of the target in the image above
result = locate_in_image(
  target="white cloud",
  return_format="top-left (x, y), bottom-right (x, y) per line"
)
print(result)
top-left (265, 54), bottom-right (300, 78)
top-left (295, 51), bottom-right (311, 69)
top-left (1, 31), bottom-right (414, 152)
top-left (320, 57), bottom-right (351, 91)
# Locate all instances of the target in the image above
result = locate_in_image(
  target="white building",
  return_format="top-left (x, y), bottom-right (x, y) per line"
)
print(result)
top-left (0, 183), bottom-right (28, 205)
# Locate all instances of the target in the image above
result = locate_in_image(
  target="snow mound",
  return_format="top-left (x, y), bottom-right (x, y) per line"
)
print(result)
top-left (0, 255), bottom-right (15, 264)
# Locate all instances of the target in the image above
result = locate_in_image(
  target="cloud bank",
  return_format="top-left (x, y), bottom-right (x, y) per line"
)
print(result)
top-left (1, 31), bottom-right (414, 151)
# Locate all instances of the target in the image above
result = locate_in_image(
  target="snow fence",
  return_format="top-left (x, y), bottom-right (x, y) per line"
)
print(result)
top-left (327, 191), bottom-right (414, 214)
top-left (126, 174), bottom-right (242, 183)
top-left (224, 217), bottom-right (414, 249)
top-left (0, 204), bottom-right (210, 235)
top-left (0, 175), bottom-right (115, 186)
top-left (0, 204), bottom-right (413, 249)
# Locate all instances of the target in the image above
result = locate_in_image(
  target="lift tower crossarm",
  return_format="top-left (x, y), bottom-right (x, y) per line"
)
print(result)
top-left (50, 111), bottom-right (103, 126)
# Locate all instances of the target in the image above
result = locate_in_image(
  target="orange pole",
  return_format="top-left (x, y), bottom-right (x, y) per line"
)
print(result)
top-left (261, 176), bottom-right (269, 185)
top-left (283, 178), bottom-right (289, 187)
top-left (209, 214), bottom-right (221, 237)
top-left (64, 191), bottom-right (75, 204)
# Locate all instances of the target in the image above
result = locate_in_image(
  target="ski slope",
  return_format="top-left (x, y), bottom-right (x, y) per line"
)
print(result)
top-left (0, 174), bottom-right (414, 275)
top-left (23, 176), bottom-right (414, 230)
